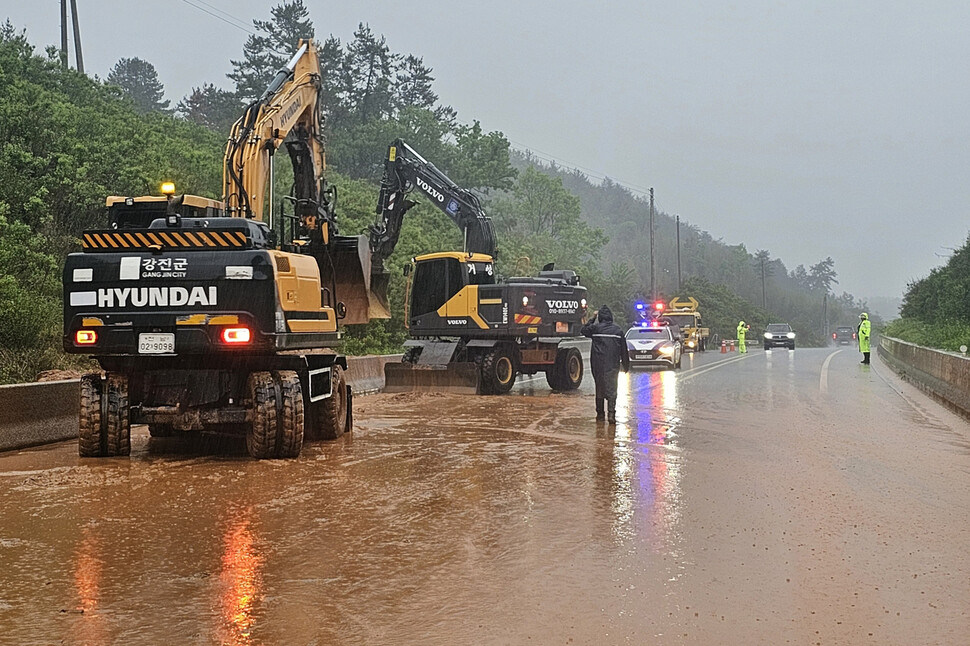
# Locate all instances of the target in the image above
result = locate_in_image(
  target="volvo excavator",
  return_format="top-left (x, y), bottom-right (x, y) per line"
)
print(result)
top-left (62, 40), bottom-right (385, 459)
top-left (371, 140), bottom-right (588, 395)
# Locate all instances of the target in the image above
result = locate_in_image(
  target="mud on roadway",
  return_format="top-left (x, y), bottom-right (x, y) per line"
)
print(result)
top-left (1, 348), bottom-right (969, 645)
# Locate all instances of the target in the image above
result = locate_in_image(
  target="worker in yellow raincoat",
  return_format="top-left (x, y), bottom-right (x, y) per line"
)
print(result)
top-left (858, 312), bottom-right (871, 364)
top-left (737, 320), bottom-right (750, 353)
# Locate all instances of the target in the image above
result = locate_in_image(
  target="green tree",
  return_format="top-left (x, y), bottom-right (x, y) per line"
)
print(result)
top-left (177, 83), bottom-right (241, 133)
top-left (808, 257), bottom-right (838, 293)
top-left (107, 57), bottom-right (171, 114)
top-left (228, 0), bottom-right (314, 101)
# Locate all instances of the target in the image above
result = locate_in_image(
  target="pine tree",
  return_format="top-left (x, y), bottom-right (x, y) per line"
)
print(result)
top-left (107, 57), bottom-right (170, 114)
top-left (228, 0), bottom-right (315, 101)
top-left (176, 84), bottom-right (241, 133)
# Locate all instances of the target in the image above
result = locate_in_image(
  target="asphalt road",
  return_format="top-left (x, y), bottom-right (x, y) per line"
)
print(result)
top-left (1, 346), bottom-right (968, 645)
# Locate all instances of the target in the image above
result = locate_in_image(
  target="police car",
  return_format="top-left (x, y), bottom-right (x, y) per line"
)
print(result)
top-left (625, 321), bottom-right (683, 369)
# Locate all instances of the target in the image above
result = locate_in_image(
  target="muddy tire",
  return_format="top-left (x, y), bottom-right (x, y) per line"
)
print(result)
top-left (480, 346), bottom-right (516, 395)
top-left (277, 371), bottom-right (304, 458)
top-left (546, 347), bottom-right (583, 391)
top-left (78, 373), bottom-right (104, 457)
top-left (311, 365), bottom-right (349, 440)
top-left (402, 347), bottom-right (420, 364)
top-left (246, 371), bottom-right (305, 459)
top-left (105, 374), bottom-right (130, 456)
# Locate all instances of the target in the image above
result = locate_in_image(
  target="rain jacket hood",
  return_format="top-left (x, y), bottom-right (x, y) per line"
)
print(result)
top-left (598, 306), bottom-right (614, 322)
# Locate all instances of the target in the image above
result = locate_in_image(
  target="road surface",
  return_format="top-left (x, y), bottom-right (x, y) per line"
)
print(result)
top-left (1, 347), bottom-right (968, 644)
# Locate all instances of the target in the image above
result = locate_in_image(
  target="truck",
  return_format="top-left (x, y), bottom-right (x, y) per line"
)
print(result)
top-left (661, 297), bottom-right (710, 351)
top-left (63, 41), bottom-right (385, 459)
top-left (371, 140), bottom-right (588, 394)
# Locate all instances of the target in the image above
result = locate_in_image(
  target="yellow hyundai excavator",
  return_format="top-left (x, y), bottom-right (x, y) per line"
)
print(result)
top-left (63, 40), bottom-right (386, 459)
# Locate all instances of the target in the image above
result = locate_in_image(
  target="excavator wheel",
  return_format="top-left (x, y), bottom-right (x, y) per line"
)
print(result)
top-left (105, 374), bottom-right (131, 456)
top-left (276, 371), bottom-right (304, 458)
top-left (79, 373), bottom-right (130, 457)
top-left (78, 373), bottom-right (103, 457)
top-left (310, 365), bottom-right (349, 440)
top-left (480, 346), bottom-right (516, 395)
top-left (402, 347), bottom-right (421, 364)
top-left (546, 347), bottom-right (583, 391)
top-left (247, 371), bottom-right (305, 459)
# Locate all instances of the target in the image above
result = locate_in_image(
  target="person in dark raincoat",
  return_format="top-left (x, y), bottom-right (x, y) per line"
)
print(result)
top-left (582, 305), bottom-right (630, 424)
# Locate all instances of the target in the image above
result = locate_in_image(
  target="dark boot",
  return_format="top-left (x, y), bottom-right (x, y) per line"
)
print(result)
top-left (607, 401), bottom-right (616, 425)
top-left (596, 399), bottom-right (605, 421)
top-left (596, 411), bottom-right (606, 421)
top-left (862, 352), bottom-right (870, 365)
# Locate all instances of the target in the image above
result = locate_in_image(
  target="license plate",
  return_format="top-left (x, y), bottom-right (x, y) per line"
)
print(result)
top-left (138, 333), bottom-right (175, 354)
top-left (636, 352), bottom-right (652, 359)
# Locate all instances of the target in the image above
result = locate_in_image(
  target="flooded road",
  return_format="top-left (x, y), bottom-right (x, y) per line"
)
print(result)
top-left (1, 348), bottom-right (969, 644)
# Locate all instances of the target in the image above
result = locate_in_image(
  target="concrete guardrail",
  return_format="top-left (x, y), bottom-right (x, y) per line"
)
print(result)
top-left (878, 335), bottom-right (970, 417)
top-left (0, 354), bottom-right (403, 453)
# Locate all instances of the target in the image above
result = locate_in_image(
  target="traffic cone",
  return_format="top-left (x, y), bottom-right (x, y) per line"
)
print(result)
top-left (721, 339), bottom-right (727, 353)
top-left (730, 340), bottom-right (736, 352)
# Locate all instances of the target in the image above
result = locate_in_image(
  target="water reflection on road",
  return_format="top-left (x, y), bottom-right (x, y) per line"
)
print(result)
top-left (609, 369), bottom-right (683, 553)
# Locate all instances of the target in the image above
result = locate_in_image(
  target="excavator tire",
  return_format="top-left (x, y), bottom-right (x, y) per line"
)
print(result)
top-left (480, 346), bottom-right (516, 395)
top-left (78, 373), bottom-right (103, 457)
top-left (247, 371), bottom-right (278, 459)
top-left (105, 374), bottom-right (131, 456)
top-left (276, 371), bottom-right (304, 458)
top-left (402, 347), bottom-right (421, 364)
top-left (546, 347), bottom-right (583, 391)
top-left (311, 365), bottom-right (349, 440)
top-left (246, 371), bottom-right (305, 459)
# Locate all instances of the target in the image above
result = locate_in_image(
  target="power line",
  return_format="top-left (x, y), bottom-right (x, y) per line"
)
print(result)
top-left (179, 0), bottom-right (254, 35)
top-left (508, 139), bottom-right (657, 200)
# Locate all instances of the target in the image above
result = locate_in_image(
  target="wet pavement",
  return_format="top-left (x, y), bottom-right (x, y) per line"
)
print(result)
top-left (1, 347), bottom-right (969, 644)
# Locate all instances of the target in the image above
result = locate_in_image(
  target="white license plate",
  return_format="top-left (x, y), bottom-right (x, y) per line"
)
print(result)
top-left (138, 333), bottom-right (175, 354)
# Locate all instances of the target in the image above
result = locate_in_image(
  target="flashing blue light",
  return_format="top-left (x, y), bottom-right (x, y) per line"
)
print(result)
top-left (635, 302), bottom-right (645, 310)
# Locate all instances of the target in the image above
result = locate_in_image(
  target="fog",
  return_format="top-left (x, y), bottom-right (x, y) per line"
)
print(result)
top-left (7, 0), bottom-right (970, 300)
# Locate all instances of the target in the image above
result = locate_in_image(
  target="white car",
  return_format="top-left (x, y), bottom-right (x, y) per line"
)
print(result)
top-left (625, 324), bottom-right (683, 369)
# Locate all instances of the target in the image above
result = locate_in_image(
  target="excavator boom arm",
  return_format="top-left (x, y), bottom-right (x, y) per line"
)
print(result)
top-left (370, 139), bottom-right (496, 272)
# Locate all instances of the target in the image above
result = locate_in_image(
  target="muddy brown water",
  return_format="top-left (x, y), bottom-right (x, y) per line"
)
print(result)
top-left (0, 349), bottom-right (968, 644)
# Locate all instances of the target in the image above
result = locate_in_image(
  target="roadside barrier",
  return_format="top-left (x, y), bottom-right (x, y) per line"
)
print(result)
top-left (0, 354), bottom-right (403, 452)
top-left (878, 336), bottom-right (970, 418)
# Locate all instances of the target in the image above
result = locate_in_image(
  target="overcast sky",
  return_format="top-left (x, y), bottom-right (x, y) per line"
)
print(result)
top-left (7, 0), bottom-right (970, 299)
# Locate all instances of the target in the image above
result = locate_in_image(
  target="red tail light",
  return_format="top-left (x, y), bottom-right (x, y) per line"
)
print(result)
top-left (832, 333), bottom-right (837, 339)
top-left (221, 327), bottom-right (251, 344)
top-left (853, 333), bottom-right (857, 339)
top-left (75, 330), bottom-right (97, 345)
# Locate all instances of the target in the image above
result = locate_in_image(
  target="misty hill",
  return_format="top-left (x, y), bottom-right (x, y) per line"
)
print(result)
top-left (513, 152), bottom-right (872, 343)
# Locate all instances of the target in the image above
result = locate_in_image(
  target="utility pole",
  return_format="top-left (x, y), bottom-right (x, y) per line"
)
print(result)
top-left (59, 0), bottom-right (84, 72)
top-left (70, 0), bottom-right (84, 74)
top-left (649, 187), bottom-right (655, 300)
top-left (676, 214), bottom-right (682, 292)
top-left (760, 258), bottom-right (767, 310)
top-left (60, 0), bottom-right (68, 69)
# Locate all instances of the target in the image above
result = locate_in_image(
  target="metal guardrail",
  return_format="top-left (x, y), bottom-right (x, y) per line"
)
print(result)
top-left (0, 354), bottom-right (403, 452)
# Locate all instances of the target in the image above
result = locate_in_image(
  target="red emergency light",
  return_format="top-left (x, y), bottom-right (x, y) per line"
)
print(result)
top-left (653, 301), bottom-right (665, 312)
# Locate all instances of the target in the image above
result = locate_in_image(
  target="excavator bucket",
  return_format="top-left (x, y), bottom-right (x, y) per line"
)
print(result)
top-left (324, 235), bottom-right (391, 324)
top-left (383, 363), bottom-right (481, 395)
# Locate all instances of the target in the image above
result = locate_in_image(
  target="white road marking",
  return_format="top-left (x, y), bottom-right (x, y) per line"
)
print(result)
top-left (819, 349), bottom-right (843, 393)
